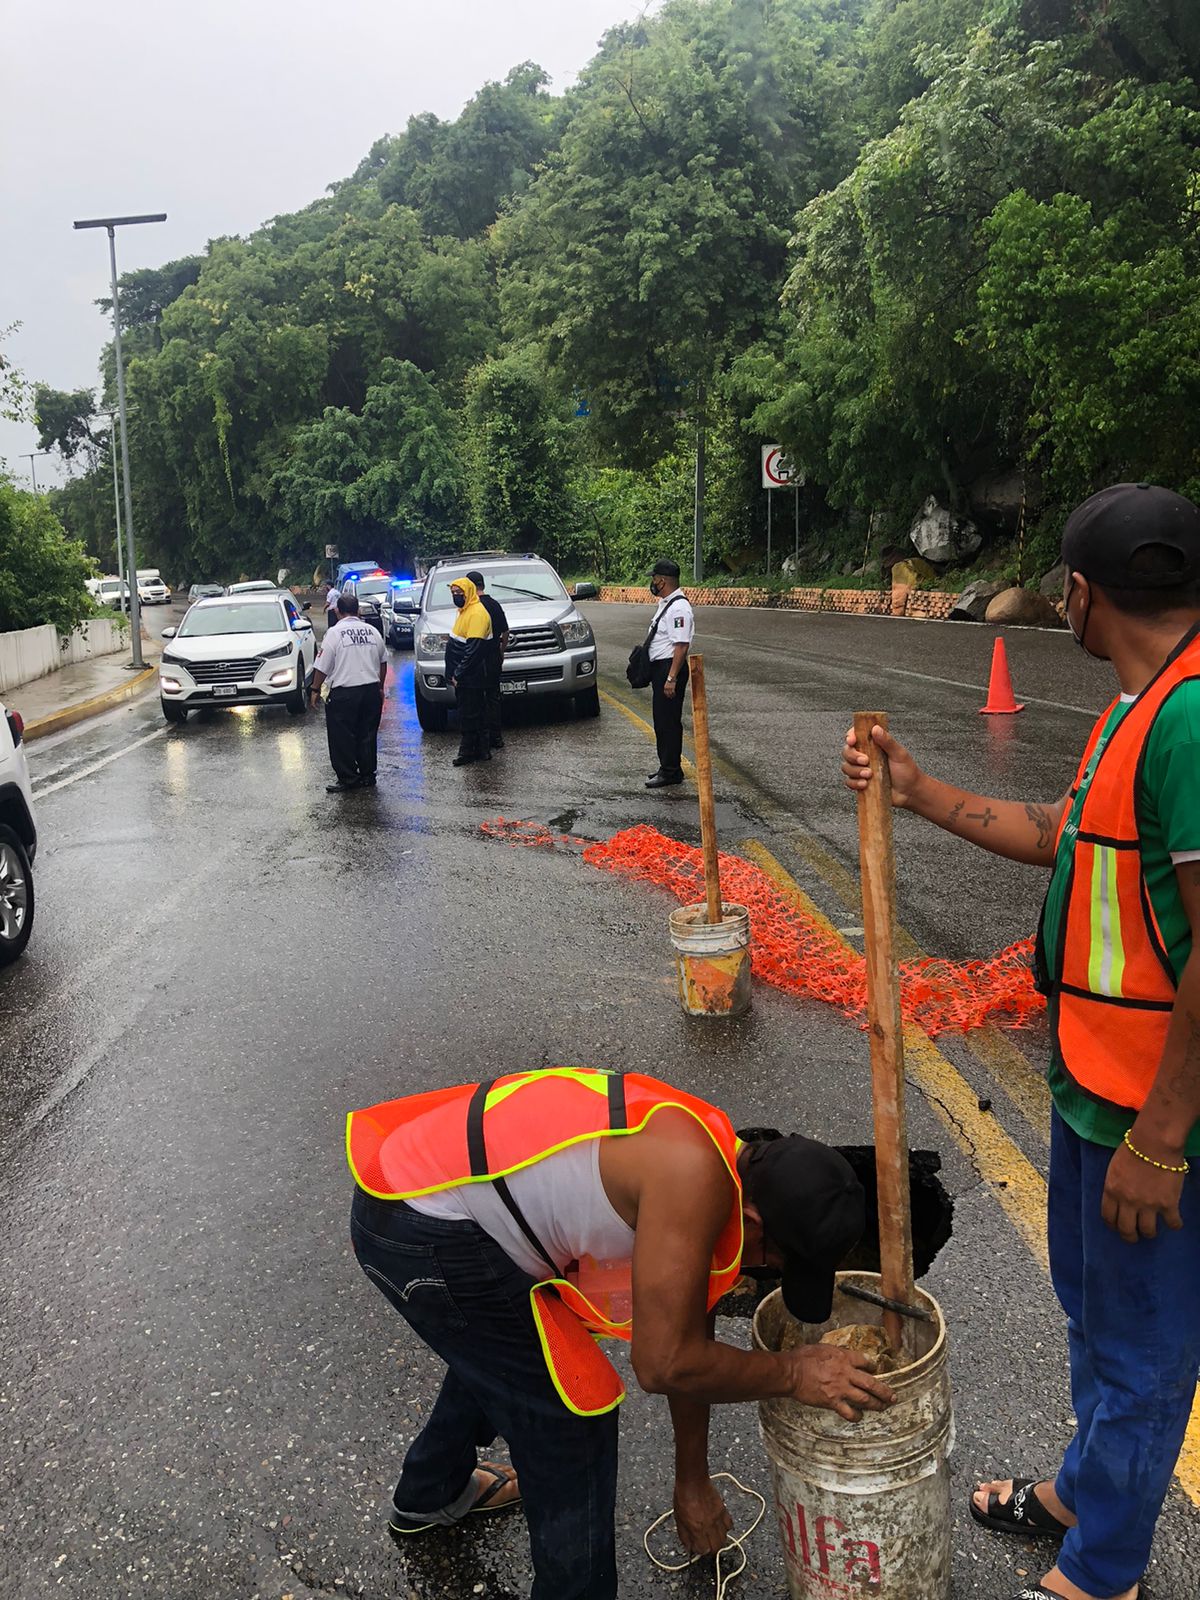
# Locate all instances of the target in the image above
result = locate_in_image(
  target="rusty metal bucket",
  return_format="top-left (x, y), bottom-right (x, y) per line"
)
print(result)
top-left (752, 1275), bottom-right (953, 1600)
top-left (669, 902), bottom-right (751, 1018)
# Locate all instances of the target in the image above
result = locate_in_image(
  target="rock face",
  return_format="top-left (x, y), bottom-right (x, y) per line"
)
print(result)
top-left (892, 555), bottom-right (938, 589)
top-left (984, 586), bottom-right (1063, 627)
top-left (1039, 560), bottom-right (1068, 599)
top-left (950, 579), bottom-right (1009, 621)
top-left (909, 496), bottom-right (982, 564)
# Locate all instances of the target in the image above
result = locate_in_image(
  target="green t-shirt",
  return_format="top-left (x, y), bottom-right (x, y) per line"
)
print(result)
top-left (1042, 679), bottom-right (1200, 1153)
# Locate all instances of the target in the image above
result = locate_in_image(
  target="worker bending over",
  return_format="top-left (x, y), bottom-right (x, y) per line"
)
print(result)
top-left (347, 1067), bottom-right (895, 1600)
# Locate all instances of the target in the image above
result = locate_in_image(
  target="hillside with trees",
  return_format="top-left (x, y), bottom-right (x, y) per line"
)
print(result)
top-left (31, 0), bottom-right (1200, 592)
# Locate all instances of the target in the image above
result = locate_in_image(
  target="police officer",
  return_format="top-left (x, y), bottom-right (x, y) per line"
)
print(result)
top-left (645, 559), bottom-right (695, 790)
top-left (325, 578), bottom-right (341, 633)
top-left (310, 592), bottom-right (388, 792)
top-left (465, 569), bottom-right (510, 752)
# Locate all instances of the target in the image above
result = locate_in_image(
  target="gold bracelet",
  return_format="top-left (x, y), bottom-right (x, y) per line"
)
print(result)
top-left (1123, 1130), bottom-right (1190, 1175)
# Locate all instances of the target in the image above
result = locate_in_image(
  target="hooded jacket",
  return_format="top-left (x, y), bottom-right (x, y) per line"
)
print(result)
top-left (445, 576), bottom-right (492, 685)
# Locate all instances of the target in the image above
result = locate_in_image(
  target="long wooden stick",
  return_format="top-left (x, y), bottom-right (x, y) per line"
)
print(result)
top-left (689, 655), bottom-right (722, 924)
top-left (853, 711), bottom-right (915, 1352)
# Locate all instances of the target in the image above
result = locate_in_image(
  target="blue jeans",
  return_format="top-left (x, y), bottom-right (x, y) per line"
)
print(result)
top-left (1049, 1111), bottom-right (1200, 1595)
top-left (350, 1191), bottom-right (619, 1600)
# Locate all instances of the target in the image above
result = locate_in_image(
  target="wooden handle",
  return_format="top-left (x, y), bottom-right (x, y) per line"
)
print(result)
top-left (853, 711), bottom-right (916, 1352)
top-left (689, 656), bottom-right (722, 924)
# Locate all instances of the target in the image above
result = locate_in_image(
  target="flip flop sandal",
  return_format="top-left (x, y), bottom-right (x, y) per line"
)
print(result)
top-left (1010, 1588), bottom-right (1070, 1600)
top-left (389, 1465), bottom-right (521, 1537)
top-left (970, 1479), bottom-right (1071, 1541)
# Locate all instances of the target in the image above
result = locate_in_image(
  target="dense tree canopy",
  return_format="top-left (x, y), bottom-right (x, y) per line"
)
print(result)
top-left (32, 0), bottom-right (1200, 589)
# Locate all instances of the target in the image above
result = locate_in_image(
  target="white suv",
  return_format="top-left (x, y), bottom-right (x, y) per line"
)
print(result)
top-left (158, 593), bottom-right (317, 723)
top-left (0, 699), bottom-right (36, 966)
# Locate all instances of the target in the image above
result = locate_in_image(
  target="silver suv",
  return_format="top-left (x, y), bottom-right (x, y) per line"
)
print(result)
top-left (413, 552), bottom-right (599, 731)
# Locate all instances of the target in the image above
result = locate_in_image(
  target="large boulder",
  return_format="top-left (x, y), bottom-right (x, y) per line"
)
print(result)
top-left (1038, 560), bottom-right (1068, 600)
top-left (909, 496), bottom-right (982, 565)
top-left (892, 555), bottom-right (938, 589)
top-left (984, 586), bottom-right (1063, 628)
top-left (968, 468), bottom-right (1042, 531)
top-left (949, 579), bottom-right (1009, 622)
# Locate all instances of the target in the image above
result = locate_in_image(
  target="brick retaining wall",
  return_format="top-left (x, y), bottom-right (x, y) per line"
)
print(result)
top-left (597, 584), bottom-right (958, 618)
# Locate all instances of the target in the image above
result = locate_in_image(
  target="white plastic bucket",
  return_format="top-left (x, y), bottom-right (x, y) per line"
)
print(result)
top-left (752, 1274), bottom-right (954, 1600)
top-left (668, 901), bottom-right (752, 1017)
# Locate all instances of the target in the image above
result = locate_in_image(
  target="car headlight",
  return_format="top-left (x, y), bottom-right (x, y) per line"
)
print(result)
top-left (261, 642), bottom-right (294, 659)
top-left (161, 650), bottom-right (184, 666)
top-left (560, 619), bottom-right (593, 645)
top-left (418, 631), bottom-right (449, 655)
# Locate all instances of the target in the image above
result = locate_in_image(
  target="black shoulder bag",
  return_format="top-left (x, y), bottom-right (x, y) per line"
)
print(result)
top-left (626, 594), bottom-right (683, 689)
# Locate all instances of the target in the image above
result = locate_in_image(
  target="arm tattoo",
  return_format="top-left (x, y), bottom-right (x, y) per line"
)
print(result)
top-left (966, 806), bottom-right (999, 828)
top-left (1024, 803), bottom-right (1055, 852)
top-left (947, 799), bottom-right (965, 828)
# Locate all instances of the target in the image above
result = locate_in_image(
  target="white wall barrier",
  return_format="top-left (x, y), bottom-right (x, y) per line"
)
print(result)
top-left (0, 618), bottom-right (127, 694)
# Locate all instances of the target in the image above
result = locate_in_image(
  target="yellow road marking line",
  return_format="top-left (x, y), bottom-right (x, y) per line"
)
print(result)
top-left (742, 839), bottom-right (1049, 1266)
top-left (597, 687), bottom-right (697, 780)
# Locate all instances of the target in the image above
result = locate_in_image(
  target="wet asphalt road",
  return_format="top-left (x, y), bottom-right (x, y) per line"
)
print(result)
top-left (1, 602), bottom-right (1196, 1599)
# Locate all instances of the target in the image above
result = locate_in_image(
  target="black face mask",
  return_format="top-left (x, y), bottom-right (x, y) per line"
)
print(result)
top-left (649, 580), bottom-right (661, 596)
top-left (1065, 574), bottom-right (1105, 659)
top-left (452, 593), bottom-right (466, 608)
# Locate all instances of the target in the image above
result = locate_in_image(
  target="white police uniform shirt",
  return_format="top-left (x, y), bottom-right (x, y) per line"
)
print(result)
top-left (647, 590), bottom-right (695, 662)
top-left (315, 617), bottom-right (387, 688)
top-left (325, 585), bottom-right (340, 612)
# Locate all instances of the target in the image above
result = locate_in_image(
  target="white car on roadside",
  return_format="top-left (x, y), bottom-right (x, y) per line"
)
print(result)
top-left (0, 698), bottom-right (36, 966)
top-left (136, 572), bottom-right (171, 605)
top-left (158, 593), bottom-right (317, 724)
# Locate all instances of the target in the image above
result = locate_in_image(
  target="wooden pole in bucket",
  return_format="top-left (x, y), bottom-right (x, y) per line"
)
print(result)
top-left (689, 655), bottom-right (723, 924)
top-left (853, 711), bottom-right (916, 1354)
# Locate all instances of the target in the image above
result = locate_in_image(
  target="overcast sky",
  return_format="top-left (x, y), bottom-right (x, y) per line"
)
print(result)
top-left (0, 0), bottom-right (652, 486)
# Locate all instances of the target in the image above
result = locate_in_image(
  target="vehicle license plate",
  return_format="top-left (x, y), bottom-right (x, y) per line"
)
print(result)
top-left (500, 680), bottom-right (527, 695)
top-left (213, 685), bottom-right (237, 698)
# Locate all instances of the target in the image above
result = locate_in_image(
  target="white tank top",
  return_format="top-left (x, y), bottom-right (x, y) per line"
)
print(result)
top-left (407, 1138), bottom-right (635, 1281)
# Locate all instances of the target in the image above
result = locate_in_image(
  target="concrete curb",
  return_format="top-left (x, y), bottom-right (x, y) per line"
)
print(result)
top-left (23, 662), bottom-right (158, 742)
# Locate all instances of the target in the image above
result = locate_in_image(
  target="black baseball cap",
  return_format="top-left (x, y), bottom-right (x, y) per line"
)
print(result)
top-left (739, 1135), bottom-right (866, 1323)
top-left (652, 559), bottom-right (681, 578)
top-left (1062, 484), bottom-right (1200, 590)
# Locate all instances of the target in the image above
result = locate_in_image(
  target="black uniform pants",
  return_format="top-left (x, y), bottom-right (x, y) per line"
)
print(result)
top-left (650, 657), bottom-right (688, 777)
top-left (326, 608), bottom-right (339, 632)
top-left (326, 681), bottom-right (383, 784)
top-left (483, 642), bottom-right (503, 742)
top-left (455, 673), bottom-right (488, 760)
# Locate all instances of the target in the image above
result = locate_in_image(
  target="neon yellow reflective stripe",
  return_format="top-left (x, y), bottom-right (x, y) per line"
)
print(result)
top-left (1088, 846), bottom-right (1126, 998)
top-left (484, 1067), bottom-right (610, 1112)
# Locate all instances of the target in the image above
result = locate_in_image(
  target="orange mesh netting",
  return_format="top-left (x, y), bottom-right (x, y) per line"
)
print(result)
top-left (483, 818), bottom-right (1044, 1036)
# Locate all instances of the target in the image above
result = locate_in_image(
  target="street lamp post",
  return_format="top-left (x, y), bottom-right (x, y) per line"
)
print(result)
top-left (96, 408), bottom-right (126, 603)
top-left (21, 451), bottom-right (50, 492)
top-left (73, 212), bottom-right (166, 669)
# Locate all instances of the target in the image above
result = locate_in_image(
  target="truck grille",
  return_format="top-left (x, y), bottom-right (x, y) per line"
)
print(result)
top-left (507, 624), bottom-right (561, 656)
top-left (505, 666), bottom-right (564, 684)
top-left (187, 656), bottom-right (263, 685)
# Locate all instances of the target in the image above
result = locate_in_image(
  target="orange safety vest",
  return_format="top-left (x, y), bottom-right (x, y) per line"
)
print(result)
top-left (346, 1067), bottom-right (744, 1416)
top-left (1039, 625), bottom-right (1200, 1110)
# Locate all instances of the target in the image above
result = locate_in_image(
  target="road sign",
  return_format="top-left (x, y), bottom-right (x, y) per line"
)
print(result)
top-left (325, 544), bottom-right (339, 559)
top-left (761, 445), bottom-right (797, 489)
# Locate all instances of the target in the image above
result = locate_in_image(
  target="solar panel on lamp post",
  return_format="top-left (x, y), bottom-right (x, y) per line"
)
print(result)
top-left (73, 213), bottom-right (166, 669)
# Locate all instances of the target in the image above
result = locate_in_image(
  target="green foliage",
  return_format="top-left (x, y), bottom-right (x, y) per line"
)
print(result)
top-left (0, 480), bottom-right (98, 635)
top-left (0, 324), bottom-right (28, 427)
top-left (270, 359), bottom-right (466, 565)
top-left (34, 385), bottom-right (102, 465)
top-left (462, 350), bottom-right (573, 561)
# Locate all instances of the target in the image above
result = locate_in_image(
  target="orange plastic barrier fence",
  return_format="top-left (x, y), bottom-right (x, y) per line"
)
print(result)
top-left (483, 819), bottom-right (1044, 1036)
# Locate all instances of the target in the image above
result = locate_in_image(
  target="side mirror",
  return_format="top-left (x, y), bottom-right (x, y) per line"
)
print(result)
top-left (302, 601), bottom-right (312, 612)
top-left (572, 582), bottom-right (599, 600)
top-left (162, 626), bottom-right (177, 639)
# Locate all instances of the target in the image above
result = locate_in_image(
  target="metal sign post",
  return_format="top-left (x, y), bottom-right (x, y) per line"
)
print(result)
top-left (762, 445), bottom-right (799, 578)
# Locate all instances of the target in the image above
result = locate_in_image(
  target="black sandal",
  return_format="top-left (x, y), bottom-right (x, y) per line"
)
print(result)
top-left (389, 1464), bottom-right (521, 1537)
top-left (1010, 1588), bottom-right (1069, 1600)
top-left (969, 1478), bottom-right (1071, 1541)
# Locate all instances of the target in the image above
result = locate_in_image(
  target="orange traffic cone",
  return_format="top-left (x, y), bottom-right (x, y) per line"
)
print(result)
top-left (979, 637), bottom-right (1024, 714)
